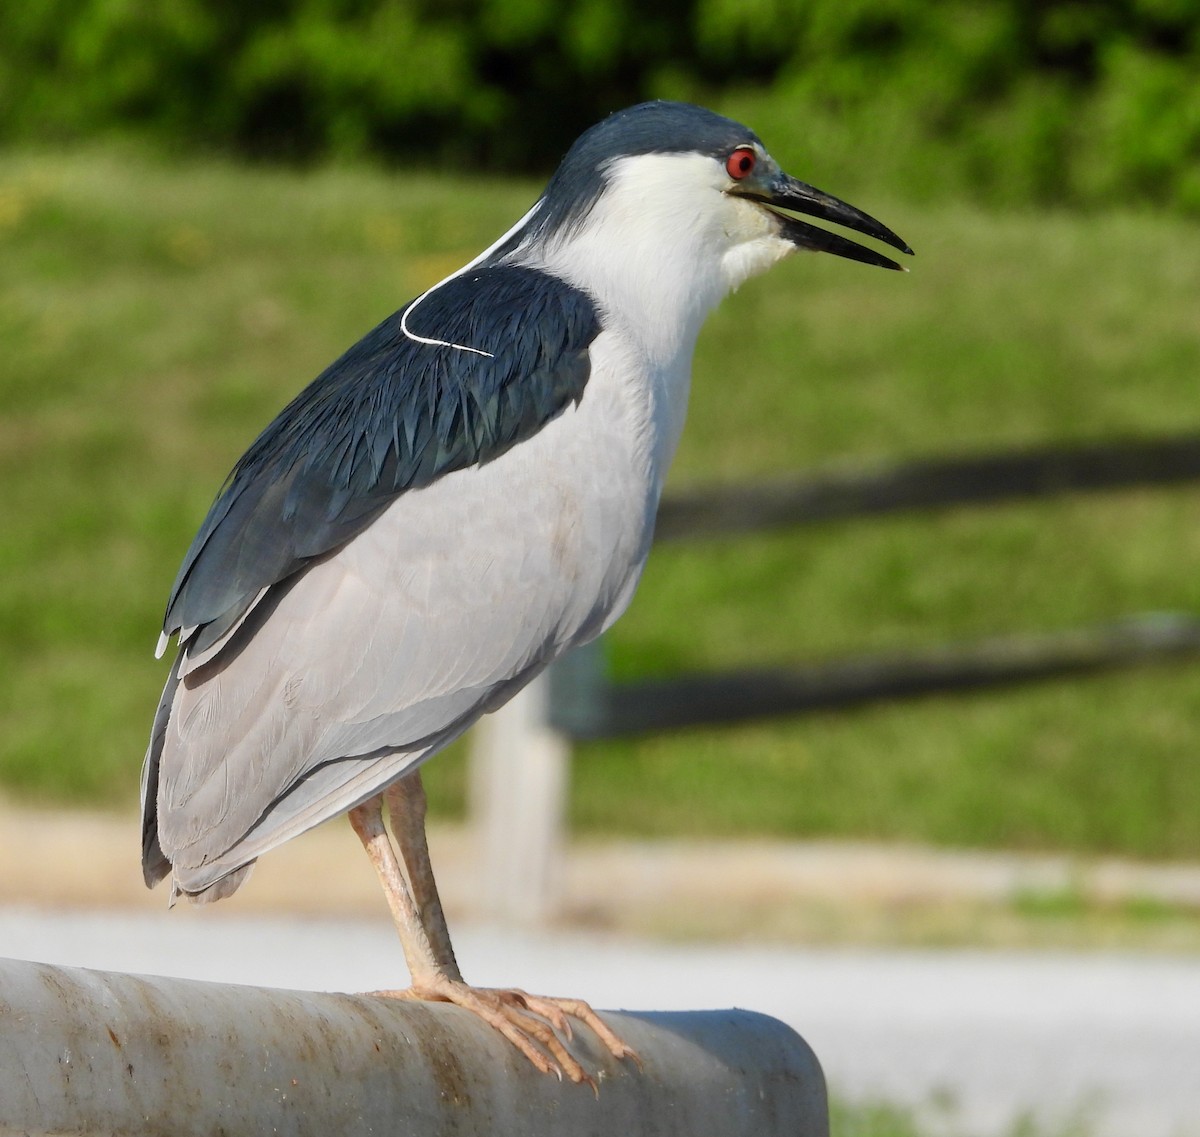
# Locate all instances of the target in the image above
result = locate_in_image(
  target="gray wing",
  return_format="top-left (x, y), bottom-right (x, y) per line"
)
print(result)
top-left (162, 264), bottom-right (598, 654)
top-left (142, 268), bottom-right (634, 898)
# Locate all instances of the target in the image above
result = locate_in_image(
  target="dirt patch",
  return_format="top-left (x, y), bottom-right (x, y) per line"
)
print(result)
top-left (3, 799), bottom-right (1199, 950)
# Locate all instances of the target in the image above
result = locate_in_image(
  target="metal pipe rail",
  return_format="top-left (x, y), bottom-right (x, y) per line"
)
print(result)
top-left (0, 955), bottom-right (828, 1137)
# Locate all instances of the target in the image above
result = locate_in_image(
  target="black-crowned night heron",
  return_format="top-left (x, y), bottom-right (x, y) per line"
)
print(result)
top-left (142, 100), bottom-right (912, 1082)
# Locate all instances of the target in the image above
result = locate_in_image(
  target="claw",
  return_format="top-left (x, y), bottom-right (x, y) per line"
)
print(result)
top-left (521, 992), bottom-right (574, 1041)
top-left (539, 995), bottom-right (642, 1068)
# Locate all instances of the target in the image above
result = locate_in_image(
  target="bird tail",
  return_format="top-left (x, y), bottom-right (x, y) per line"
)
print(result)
top-left (140, 651), bottom-right (182, 888)
top-left (140, 649), bottom-right (259, 903)
top-left (170, 862), bottom-right (255, 906)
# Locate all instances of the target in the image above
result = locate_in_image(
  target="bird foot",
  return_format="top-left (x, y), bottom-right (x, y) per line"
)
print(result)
top-left (369, 977), bottom-right (639, 1087)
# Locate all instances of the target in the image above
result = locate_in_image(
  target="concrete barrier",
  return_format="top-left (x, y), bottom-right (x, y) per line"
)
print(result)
top-left (0, 956), bottom-right (828, 1136)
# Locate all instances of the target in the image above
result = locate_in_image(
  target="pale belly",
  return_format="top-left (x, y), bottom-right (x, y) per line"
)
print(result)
top-left (340, 371), bottom-right (661, 692)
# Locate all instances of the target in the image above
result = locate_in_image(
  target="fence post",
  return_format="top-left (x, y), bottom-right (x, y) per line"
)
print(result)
top-left (468, 671), bottom-right (570, 923)
top-left (0, 957), bottom-right (829, 1137)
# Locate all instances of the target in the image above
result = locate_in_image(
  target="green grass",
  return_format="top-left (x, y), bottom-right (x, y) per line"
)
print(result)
top-left (831, 1095), bottom-right (1096, 1137)
top-left (2, 147), bottom-right (1200, 864)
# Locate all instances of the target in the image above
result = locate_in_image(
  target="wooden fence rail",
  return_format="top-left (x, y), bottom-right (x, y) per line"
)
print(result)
top-left (654, 432), bottom-right (1200, 540)
top-left (547, 613), bottom-right (1200, 739)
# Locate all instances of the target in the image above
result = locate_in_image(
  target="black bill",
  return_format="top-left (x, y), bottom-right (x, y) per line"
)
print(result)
top-left (737, 173), bottom-right (914, 271)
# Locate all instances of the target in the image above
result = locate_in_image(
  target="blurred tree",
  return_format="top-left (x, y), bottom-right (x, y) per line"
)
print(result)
top-left (0, 0), bottom-right (1196, 210)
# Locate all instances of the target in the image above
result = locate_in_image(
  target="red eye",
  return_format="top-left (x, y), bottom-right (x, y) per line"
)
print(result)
top-left (726, 147), bottom-right (756, 180)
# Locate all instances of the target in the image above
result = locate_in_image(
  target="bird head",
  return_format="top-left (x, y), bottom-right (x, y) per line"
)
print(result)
top-left (511, 101), bottom-right (912, 335)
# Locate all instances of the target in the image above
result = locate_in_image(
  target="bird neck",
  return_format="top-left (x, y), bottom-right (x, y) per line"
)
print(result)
top-left (533, 237), bottom-right (721, 373)
top-left (520, 164), bottom-right (741, 369)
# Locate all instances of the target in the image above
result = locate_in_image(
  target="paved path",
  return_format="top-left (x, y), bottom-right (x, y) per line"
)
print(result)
top-left (3, 906), bottom-right (1197, 1136)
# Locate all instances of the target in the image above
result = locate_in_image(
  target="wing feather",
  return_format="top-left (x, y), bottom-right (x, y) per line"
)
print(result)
top-left (163, 264), bottom-right (598, 654)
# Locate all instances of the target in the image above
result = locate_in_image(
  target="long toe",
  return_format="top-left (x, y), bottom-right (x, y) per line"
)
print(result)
top-left (372, 978), bottom-right (643, 1084)
top-left (514, 993), bottom-right (641, 1066)
top-left (370, 980), bottom-right (608, 1085)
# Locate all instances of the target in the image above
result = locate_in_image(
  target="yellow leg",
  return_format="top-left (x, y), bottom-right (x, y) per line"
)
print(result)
top-left (384, 774), bottom-right (461, 980)
top-left (348, 790), bottom-right (637, 1084)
